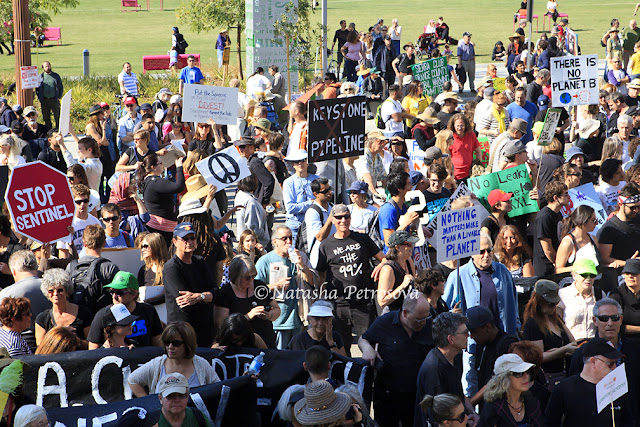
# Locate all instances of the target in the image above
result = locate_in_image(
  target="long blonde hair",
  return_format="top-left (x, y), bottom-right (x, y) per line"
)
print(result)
top-left (141, 233), bottom-right (169, 286)
top-left (435, 129), bottom-right (454, 173)
top-left (601, 135), bottom-right (623, 162)
top-left (183, 149), bottom-right (207, 176)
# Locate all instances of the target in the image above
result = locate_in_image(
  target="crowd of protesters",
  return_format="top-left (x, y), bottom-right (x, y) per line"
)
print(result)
top-left (4, 6), bottom-right (640, 427)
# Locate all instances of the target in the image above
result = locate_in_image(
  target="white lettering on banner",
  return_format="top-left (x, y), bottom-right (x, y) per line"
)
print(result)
top-left (309, 134), bottom-right (365, 158)
top-left (182, 84), bottom-right (239, 126)
top-left (91, 356), bottom-right (125, 405)
top-left (437, 205), bottom-right (482, 263)
top-left (37, 362), bottom-right (68, 407)
top-left (550, 54), bottom-right (599, 107)
top-left (195, 146), bottom-right (251, 191)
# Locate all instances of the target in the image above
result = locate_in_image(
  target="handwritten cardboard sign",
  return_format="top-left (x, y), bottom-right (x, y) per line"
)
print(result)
top-left (182, 84), bottom-right (239, 125)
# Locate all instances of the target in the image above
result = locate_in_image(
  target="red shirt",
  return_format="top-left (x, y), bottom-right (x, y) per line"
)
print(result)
top-left (450, 132), bottom-right (480, 179)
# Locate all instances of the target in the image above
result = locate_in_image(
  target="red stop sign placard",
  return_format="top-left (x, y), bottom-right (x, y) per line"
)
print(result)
top-left (5, 161), bottom-right (74, 244)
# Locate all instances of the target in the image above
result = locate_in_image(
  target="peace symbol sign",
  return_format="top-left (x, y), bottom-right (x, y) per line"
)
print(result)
top-left (208, 152), bottom-right (240, 184)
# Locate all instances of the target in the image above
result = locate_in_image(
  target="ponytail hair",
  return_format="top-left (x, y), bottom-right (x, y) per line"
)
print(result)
top-left (136, 153), bottom-right (160, 191)
top-left (561, 204), bottom-right (595, 238)
top-left (419, 393), bottom-right (463, 425)
top-left (78, 137), bottom-right (101, 158)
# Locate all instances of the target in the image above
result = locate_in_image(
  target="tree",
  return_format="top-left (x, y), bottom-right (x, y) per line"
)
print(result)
top-left (177, 0), bottom-right (245, 79)
top-left (0, 0), bottom-right (78, 45)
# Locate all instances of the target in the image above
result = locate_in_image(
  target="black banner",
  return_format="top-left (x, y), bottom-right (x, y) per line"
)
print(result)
top-left (307, 96), bottom-right (366, 163)
top-left (19, 347), bottom-right (371, 426)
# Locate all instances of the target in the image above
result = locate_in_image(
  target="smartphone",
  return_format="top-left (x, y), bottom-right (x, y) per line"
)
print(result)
top-left (263, 305), bottom-right (272, 312)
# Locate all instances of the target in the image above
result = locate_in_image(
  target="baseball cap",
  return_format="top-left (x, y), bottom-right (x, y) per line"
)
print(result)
top-left (463, 31), bottom-right (472, 37)
top-left (387, 230), bottom-right (419, 248)
top-left (532, 121), bottom-right (544, 135)
top-left (10, 120), bottom-right (23, 133)
top-left (0, 97), bottom-right (7, 104)
top-left (170, 94), bottom-right (183, 105)
top-left (537, 95), bottom-right (550, 111)
top-left (99, 102), bottom-right (110, 109)
top-left (565, 146), bottom-right (585, 164)
top-left (488, 189), bottom-right (513, 207)
top-left (254, 118), bottom-right (272, 132)
top-left (623, 258), bottom-right (640, 274)
top-left (534, 279), bottom-right (560, 304)
top-left (494, 354), bottom-right (535, 375)
top-left (466, 305), bottom-right (495, 329)
top-left (158, 372), bottom-right (189, 397)
top-left (139, 103), bottom-right (152, 111)
top-left (424, 146), bottom-right (449, 161)
top-left (307, 300), bottom-right (334, 317)
top-left (410, 171), bottom-right (425, 190)
top-left (582, 337), bottom-right (624, 360)
top-left (502, 139), bottom-right (526, 157)
top-left (12, 104), bottom-right (22, 113)
top-left (484, 87), bottom-right (495, 98)
top-left (331, 204), bottom-right (349, 216)
top-left (106, 304), bottom-right (139, 327)
top-left (233, 136), bottom-right (255, 147)
top-left (105, 271), bottom-right (139, 290)
top-left (346, 181), bottom-right (369, 194)
top-left (0, 125), bottom-right (9, 133)
top-left (124, 96), bottom-right (137, 106)
top-left (173, 222), bottom-right (196, 238)
top-left (23, 106), bottom-right (37, 116)
top-left (573, 258), bottom-right (597, 276)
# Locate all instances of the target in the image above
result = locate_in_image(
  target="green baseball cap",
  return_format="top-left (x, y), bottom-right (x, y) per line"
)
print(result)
top-left (105, 271), bottom-right (139, 290)
top-left (574, 258), bottom-right (598, 276)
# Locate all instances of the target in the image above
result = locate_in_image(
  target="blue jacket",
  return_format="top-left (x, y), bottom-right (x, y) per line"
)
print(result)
top-left (443, 260), bottom-right (520, 334)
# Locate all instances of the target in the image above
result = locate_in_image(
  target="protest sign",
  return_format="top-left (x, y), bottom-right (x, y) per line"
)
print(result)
top-left (493, 77), bottom-right (506, 93)
top-left (467, 164), bottom-right (539, 217)
top-left (474, 136), bottom-right (490, 167)
top-left (406, 139), bottom-right (426, 172)
top-left (560, 183), bottom-right (607, 234)
top-left (182, 84), bottom-right (239, 125)
top-left (196, 146), bottom-right (251, 191)
top-left (596, 363), bottom-right (628, 413)
top-left (410, 56), bottom-right (449, 97)
top-left (20, 346), bottom-right (371, 426)
top-left (20, 65), bottom-right (39, 89)
top-left (437, 205), bottom-right (482, 263)
top-left (550, 54), bottom-right (599, 107)
top-left (158, 139), bottom-right (186, 167)
top-left (307, 97), bottom-right (366, 163)
top-left (538, 108), bottom-right (562, 146)
top-left (5, 161), bottom-right (74, 244)
top-left (58, 89), bottom-right (72, 137)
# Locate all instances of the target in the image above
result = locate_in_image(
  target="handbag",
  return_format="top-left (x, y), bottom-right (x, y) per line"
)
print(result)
top-left (543, 371), bottom-right (566, 391)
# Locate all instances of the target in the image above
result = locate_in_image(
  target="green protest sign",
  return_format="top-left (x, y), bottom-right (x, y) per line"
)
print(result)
top-left (467, 164), bottom-right (539, 217)
top-left (410, 57), bottom-right (449, 97)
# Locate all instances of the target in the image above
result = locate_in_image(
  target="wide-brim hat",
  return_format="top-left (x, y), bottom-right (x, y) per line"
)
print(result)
top-left (629, 78), bottom-right (640, 89)
top-left (89, 104), bottom-right (104, 116)
top-left (263, 89), bottom-right (276, 100)
top-left (356, 65), bottom-right (372, 76)
top-left (294, 381), bottom-right (352, 425)
top-left (181, 175), bottom-right (211, 201)
top-left (509, 33), bottom-right (525, 42)
top-left (416, 107), bottom-right (439, 125)
top-left (179, 197), bottom-right (208, 218)
top-left (578, 119), bottom-right (601, 139)
top-left (284, 150), bottom-right (308, 162)
top-left (403, 43), bottom-right (415, 50)
top-left (441, 92), bottom-right (462, 103)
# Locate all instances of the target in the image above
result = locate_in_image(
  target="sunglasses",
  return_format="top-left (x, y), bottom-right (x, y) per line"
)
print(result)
top-left (102, 216), bottom-right (120, 223)
top-left (316, 187), bottom-right (333, 194)
top-left (479, 248), bottom-right (492, 255)
top-left (74, 199), bottom-right (90, 205)
top-left (567, 173), bottom-right (582, 177)
top-left (276, 235), bottom-right (294, 242)
top-left (597, 314), bottom-right (621, 322)
top-left (198, 123), bottom-right (211, 128)
top-left (140, 244), bottom-right (150, 249)
top-left (48, 288), bottom-right (65, 295)
top-left (445, 412), bottom-right (467, 423)
top-left (390, 141), bottom-right (404, 146)
top-left (109, 289), bottom-right (132, 296)
top-left (625, 204), bottom-right (640, 212)
top-left (164, 339), bottom-right (184, 347)
top-left (67, 175), bottom-right (76, 181)
top-left (334, 214), bottom-right (351, 221)
top-left (292, 159), bottom-right (306, 164)
top-left (579, 273), bottom-right (596, 279)
top-left (512, 369), bottom-right (533, 378)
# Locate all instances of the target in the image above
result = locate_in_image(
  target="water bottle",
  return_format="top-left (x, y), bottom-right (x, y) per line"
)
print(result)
top-left (247, 352), bottom-right (265, 375)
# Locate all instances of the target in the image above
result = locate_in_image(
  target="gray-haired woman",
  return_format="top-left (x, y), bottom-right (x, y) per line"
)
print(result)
top-left (35, 268), bottom-right (92, 349)
top-left (14, 404), bottom-right (48, 427)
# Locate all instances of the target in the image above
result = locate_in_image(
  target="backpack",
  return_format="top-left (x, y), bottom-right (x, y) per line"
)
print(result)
top-left (175, 33), bottom-right (188, 54)
top-left (68, 257), bottom-right (111, 315)
top-left (295, 204), bottom-right (323, 255)
top-left (375, 99), bottom-right (392, 130)
top-left (365, 204), bottom-right (385, 251)
top-left (260, 101), bottom-right (281, 131)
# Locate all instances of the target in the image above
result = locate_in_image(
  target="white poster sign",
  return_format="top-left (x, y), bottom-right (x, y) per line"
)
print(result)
top-left (405, 139), bottom-right (427, 173)
top-left (195, 146), bottom-right (250, 192)
top-left (550, 54), bottom-right (599, 107)
top-left (182, 84), bottom-right (239, 126)
top-left (560, 183), bottom-right (607, 235)
top-left (596, 363), bottom-right (628, 413)
top-left (538, 108), bottom-right (562, 146)
top-left (20, 66), bottom-right (39, 90)
top-left (437, 205), bottom-right (482, 263)
top-left (58, 90), bottom-right (72, 136)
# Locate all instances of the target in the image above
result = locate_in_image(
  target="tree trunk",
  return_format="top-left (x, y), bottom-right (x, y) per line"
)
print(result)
top-left (236, 25), bottom-right (243, 80)
top-left (12, 0), bottom-right (32, 107)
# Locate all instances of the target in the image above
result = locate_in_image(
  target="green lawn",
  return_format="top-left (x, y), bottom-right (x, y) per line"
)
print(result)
top-left (0, 0), bottom-right (634, 77)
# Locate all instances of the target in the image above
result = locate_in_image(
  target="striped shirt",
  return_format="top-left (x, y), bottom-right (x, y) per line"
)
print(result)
top-left (118, 71), bottom-right (139, 96)
top-left (0, 328), bottom-right (32, 357)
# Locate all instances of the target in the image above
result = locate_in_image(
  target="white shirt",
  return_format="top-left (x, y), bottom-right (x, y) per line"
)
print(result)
top-left (246, 74), bottom-right (271, 96)
top-left (558, 285), bottom-right (598, 341)
top-left (390, 26), bottom-right (402, 41)
top-left (474, 99), bottom-right (493, 127)
top-left (381, 99), bottom-right (403, 134)
top-left (597, 180), bottom-right (626, 215)
top-left (286, 121), bottom-right (307, 157)
top-left (58, 214), bottom-right (101, 253)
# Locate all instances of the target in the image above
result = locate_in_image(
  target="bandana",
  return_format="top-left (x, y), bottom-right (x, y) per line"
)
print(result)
top-left (619, 194), bottom-right (640, 205)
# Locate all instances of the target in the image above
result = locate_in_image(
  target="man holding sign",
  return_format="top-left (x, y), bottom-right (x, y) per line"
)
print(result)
top-left (545, 338), bottom-right (633, 426)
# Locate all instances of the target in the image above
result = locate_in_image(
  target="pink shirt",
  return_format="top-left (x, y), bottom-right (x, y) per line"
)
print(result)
top-left (343, 41), bottom-right (363, 62)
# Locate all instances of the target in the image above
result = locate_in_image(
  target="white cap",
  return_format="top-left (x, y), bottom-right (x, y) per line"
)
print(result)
top-left (158, 373), bottom-right (189, 397)
top-left (307, 301), bottom-right (334, 317)
top-left (493, 354), bottom-right (535, 375)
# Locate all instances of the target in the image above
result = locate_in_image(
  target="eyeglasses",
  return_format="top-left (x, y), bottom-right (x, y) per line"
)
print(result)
top-left (140, 244), bottom-right (150, 249)
top-left (48, 288), bottom-right (65, 295)
top-left (496, 103), bottom-right (507, 107)
top-left (164, 339), bottom-right (184, 347)
top-left (102, 216), bottom-right (120, 222)
top-left (109, 289), bottom-right (132, 296)
top-left (478, 248), bottom-right (492, 255)
top-left (445, 412), bottom-right (467, 423)
top-left (276, 235), bottom-right (294, 242)
top-left (594, 357), bottom-right (617, 369)
top-left (334, 214), bottom-right (351, 221)
top-left (597, 314), bottom-right (621, 322)
top-left (625, 204), bottom-right (640, 212)
top-left (74, 198), bottom-right (90, 205)
top-left (316, 187), bottom-right (333, 194)
top-left (579, 273), bottom-right (596, 279)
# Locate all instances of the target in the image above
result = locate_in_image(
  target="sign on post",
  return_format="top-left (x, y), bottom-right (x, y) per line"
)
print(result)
top-left (538, 108), bottom-right (562, 146)
top-left (410, 57), bottom-right (449, 97)
top-left (551, 54), bottom-right (599, 107)
top-left (182, 84), bottom-right (239, 126)
top-left (596, 363), bottom-right (628, 413)
top-left (20, 66), bottom-right (39, 90)
top-left (437, 205), bottom-right (482, 263)
top-left (58, 90), bottom-right (72, 137)
top-left (467, 164), bottom-right (539, 217)
top-left (307, 97), bottom-right (366, 163)
top-left (4, 162), bottom-right (74, 244)
top-left (195, 146), bottom-right (251, 192)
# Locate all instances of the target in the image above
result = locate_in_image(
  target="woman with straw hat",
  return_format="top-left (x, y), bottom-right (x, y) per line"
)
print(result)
top-left (294, 380), bottom-right (360, 426)
top-left (507, 33), bottom-right (525, 74)
top-left (412, 107), bottom-right (440, 151)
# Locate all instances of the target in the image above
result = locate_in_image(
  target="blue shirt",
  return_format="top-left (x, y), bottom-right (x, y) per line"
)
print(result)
top-left (117, 113), bottom-right (142, 152)
top-left (283, 174), bottom-right (320, 222)
top-left (378, 199), bottom-right (407, 253)
top-left (255, 251), bottom-right (302, 331)
top-left (179, 66), bottom-right (204, 84)
top-left (457, 41), bottom-right (475, 61)
top-left (505, 101), bottom-right (539, 143)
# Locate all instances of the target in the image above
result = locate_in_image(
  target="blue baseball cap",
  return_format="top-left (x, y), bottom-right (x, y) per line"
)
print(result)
top-left (173, 222), bottom-right (196, 238)
top-left (409, 171), bottom-right (425, 190)
top-left (537, 95), bottom-right (550, 111)
top-left (346, 181), bottom-right (368, 194)
top-left (565, 146), bottom-right (585, 163)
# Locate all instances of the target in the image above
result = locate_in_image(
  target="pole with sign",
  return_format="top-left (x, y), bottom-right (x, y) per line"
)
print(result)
top-left (537, 108), bottom-right (562, 146)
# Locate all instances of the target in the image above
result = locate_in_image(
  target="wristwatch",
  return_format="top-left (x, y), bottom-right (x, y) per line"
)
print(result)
top-left (200, 293), bottom-right (206, 301)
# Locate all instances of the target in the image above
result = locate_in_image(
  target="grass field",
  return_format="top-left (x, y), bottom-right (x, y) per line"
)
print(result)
top-left (0, 0), bottom-right (636, 78)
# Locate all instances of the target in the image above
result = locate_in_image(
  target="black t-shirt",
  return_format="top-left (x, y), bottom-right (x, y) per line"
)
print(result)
top-left (37, 147), bottom-right (67, 173)
top-left (437, 111), bottom-right (455, 130)
top-left (429, 298), bottom-right (450, 318)
top-left (522, 317), bottom-right (570, 374)
top-left (476, 330), bottom-right (519, 390)
top-left (163, 254), bottom-right (216, 347)
top-left (317, 232), bottom-right (380, 303)
top-left (124, 147), bottom-right (154, 166)
top-left (333, 28), bottom-right (350, 48)
top-left (87, 302), bottom-right (163, 346)
top-left (576, 137), bottom-right (604, 164)
top-left (396, 53), bottom-right (415, 74)
top-left (611, 283), bottom-right (640, 334)
top-left (0, 241), bottom-right (24, 289)
top-left (215, 280), bottom-right (276, 349)
top-left (481, 216), bottom-right (501, 245)
top-left (597, 216), bottom-right (640, 262)
top-left (533, 206), bottom-right (562, 278)
top-left (515, 71), bottom-right (534, 84)
top-left (627, 95), bottom-right (639, 107)
top-left (142, 167), bottom-right (185, 222)
top-left (188, 139), bottom-right (216, 157)
top-left (35, 305), bottom-right (93, 341)
top-left (287, 330), bottom-right (344, 352)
